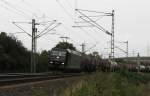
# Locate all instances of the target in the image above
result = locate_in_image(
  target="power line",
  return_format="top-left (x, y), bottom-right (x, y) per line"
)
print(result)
top-left (66, 0), bottom-right (74, 9)
top-left (78, 27), bottom-right (100, 43)
top-left (0, 3), bottom-right (30, 19)
top-left (56, 0), bottom-right (74, 20)
top-left (73, 22), bottom-right (102, 45)
top-left (16, 1), bottom-right (38, 18)
top-left (1, 0), bottom-right (32, 19)
top-left (37, 20), bottom-right (57, 37)
top-left (77, 9), bottom-right (112, 15)
top-left (95, 15), bottom-right (105, 22)
top-left (76, 9), bottom-right (111, 35)
top-left (72, 30), bottom-right (99, 52)
top-left (61, 24), bottom-right (99, 49)
top-left (12, 22), bottom-right (32, 37)
top-left (36, 23), bottom-right (61, 38)
top-left (74, 15), bottom-right (105, 24)
top-left (89, 27), bottom-right (109, 42)
top-left (20, 0), bottom-right (42, 14)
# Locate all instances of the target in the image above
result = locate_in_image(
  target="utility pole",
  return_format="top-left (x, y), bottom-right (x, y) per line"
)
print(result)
top-left (31, 19), bottom-right (38, 73)
top-left (111, 10), bottom-right (115, 60)
top-left (80, 43), bottom-right (85, 54)
top-left (137, 53), bottom-right (140, 72)
top-left (126, 41), bottom-right (129, 57)
top-left (147, 44), bottom-right (149, 56)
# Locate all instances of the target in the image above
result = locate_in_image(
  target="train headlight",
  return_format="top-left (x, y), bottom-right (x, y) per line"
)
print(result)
top-left (56, 56), bottom-right (60, 59)
top-left (61, 63), bottom-right (64, 65)
top-left (50, 61), bottom-right (53, 64)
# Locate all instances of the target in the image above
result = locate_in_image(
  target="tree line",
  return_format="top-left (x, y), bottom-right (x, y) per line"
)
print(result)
top-left (0, 32), bottom-right (49, 73)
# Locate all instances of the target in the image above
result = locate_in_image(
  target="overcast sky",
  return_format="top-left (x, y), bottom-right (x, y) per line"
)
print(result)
top-left (0, 0), bottom-right (150, 58)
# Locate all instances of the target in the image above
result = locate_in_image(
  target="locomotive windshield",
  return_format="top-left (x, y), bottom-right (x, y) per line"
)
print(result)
top-left (51, 51), bottom-right (66, 56)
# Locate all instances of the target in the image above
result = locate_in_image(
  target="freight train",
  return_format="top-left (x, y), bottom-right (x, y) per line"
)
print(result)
top-left (48, 48), bottom-right (150, 73)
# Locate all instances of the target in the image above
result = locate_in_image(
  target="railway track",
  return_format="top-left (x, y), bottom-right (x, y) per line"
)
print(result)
top-left (0, 73), bottom-right (82, 87)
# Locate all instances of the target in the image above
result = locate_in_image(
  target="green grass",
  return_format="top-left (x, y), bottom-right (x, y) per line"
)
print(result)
top-left (32, 87), bottom-right (48, 96)
top-left (72, 72), bottom-right (150, 96)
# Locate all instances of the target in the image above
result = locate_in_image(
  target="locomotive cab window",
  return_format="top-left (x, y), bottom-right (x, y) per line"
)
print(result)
top-left (51, 51), bottom-right (66, 56)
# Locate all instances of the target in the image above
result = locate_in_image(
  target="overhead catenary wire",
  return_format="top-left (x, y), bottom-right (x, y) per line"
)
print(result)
top-left (0, 3), bottom-right (30, 19)
top-left (79, 17), bottom-right (106, 34)
top-left (80, 15), bottom-right (106, 18)
top-left (4, 0), bottom-right (44, 19)
top-left (74, 15), bottom-right (104, 24)
top-left (36, 23), bottom-right (62, 38)
top-left (1, 0), bottom-right (32, 19)
top-left (0, 0), bottom-right (44, 20)
top-left (16, 1), bottom-right (39, 18)
top-left (12, 22), bottom-right (32, 37)
top-left (75, 9), bottom-right (113, 36)
top-left (66, 0), bottom-right (74, 9)
top-left (95, 15), bottom-right (105, 22)
top-left (61, 24), bottom-right (84, 41)
top-left (78, 27), bottom-right (99, 43)
top-left (61, 23), bottom-right (99, 49)
top-left (76, 9), bottom-right (111, 35)
top-left (78, 25), bottom-right (108, 47)
top-left (56, 0), bottom-right (74, 20)
top-left (76, 9), bottom-right (112, 15)
top-left (20, 0), bottom-right (42, 15)
top-left (37, 20), bottom-right (57, 37)
top-left (20, 0), bottom-right (50, 21)
top-left (11, 32), bottom-right (28, 34)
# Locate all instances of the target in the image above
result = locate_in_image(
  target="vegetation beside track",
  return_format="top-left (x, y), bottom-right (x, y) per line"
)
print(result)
top-left (0, 32), bottom-right (49, 72)
top-left (65, 72), bottom-right (150, 96)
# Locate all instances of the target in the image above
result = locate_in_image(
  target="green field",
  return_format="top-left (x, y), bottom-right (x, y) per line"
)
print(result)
top-left (71, 72), bottom-right (150, 96)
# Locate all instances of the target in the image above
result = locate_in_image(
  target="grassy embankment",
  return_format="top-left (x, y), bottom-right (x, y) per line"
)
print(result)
top-left (70, 71), bottom-right (150, 96)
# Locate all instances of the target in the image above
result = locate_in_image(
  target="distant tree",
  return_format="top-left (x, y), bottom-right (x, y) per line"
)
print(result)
top-left (54, 42), bottom-right (76, 51)
top-left (37, 50), bottom-right (49, 72)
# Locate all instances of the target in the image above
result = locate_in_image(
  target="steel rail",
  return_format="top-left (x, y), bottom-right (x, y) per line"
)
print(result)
top-left (0, 73), bottom-right (82, 87)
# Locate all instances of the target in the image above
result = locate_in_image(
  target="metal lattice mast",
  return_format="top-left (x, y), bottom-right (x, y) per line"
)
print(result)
top-left (80, 43), bottom-right (85, 54)
top-left (127, 41), bottom-right (129, 57)
top-left (111, 10), bottom-right (115, 60)
top-left (31, 19), bottom-right (36, 73)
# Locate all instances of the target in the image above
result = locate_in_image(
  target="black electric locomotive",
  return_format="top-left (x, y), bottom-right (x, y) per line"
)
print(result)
top-left (49, 48), bottom-right (82, 72)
